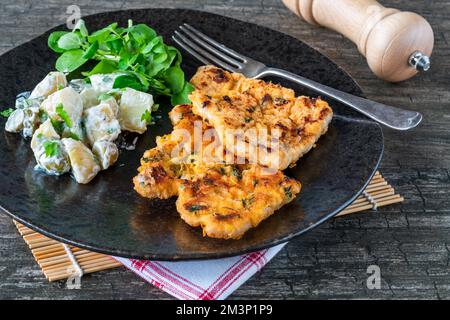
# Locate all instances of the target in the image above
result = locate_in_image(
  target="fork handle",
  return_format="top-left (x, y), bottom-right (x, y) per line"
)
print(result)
top-left (261, 67), bottom-right (422, 130)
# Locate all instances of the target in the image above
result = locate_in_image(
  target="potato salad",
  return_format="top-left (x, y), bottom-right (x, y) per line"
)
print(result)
top-left (4, 71), bottom-right (155, 184)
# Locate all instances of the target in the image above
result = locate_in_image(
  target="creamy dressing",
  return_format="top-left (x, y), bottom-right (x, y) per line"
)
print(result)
top-left (83, 103), bottom-right (121, 146)
top-left (92, 140), bottom-right (119, 170)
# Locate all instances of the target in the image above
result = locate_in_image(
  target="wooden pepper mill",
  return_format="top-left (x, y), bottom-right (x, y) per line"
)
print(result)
top-left (282, 0), bottom-right (434, 82)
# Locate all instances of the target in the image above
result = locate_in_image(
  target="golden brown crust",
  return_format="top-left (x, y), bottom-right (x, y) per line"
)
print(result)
top-left (134, 104), bottom-right (302, 239)
top-left (176, 165), bottom-right (301, 239)
top-left (189, 65), bottom-right (333, 170)
top-left (134, 104), bottom-right (224, 199)
top-left (133, 148), bottom-right (179, 199)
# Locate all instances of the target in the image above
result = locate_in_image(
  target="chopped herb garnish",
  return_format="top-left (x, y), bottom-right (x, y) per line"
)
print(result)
top-left (231, 166), bottom-right (242, 180)
top-left (67, 132), bottom-right (80, 141)
top-left (242, 196), bottom-right (254, 209)
top-left (244, 117), bottom-right (252, 123)
top-left (187, 204), bottom-right (207, 212)
top-left (98, 93), bottom-right (112, 101)
top-left (57, 84), bottom-right (65, 90)
top-left (284, 186), bottom-right (293, 199)
top-left (43, 140), bottom-right (60, 157)
top-left (141, 109), bottom-right (152, 124)
top-left (38, 110), bottom-right (49, 122)
top-left (55, 103), bottom-right (72, 128)
top-left (274, 97), bottom-right (288, 105)
top-left (0, 108), bottom-right (14, 118)
top-left (50, 118), bottom-right (64, 135)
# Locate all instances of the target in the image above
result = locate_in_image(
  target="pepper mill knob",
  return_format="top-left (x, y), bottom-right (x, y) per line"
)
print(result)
top-left (282, 0), bottom-right (434, 82)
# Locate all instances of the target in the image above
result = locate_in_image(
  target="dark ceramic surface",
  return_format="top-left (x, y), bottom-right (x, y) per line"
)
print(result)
top-left (0, 9), bottom-right (383, 260)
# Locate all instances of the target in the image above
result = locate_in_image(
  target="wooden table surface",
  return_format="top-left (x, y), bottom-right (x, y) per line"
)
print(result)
top-left (1, 0), bottom-right (449, 300)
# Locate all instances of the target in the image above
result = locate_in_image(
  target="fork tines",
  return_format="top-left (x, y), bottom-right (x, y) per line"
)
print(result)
top-left (172, 23), bottom-right (245, 72)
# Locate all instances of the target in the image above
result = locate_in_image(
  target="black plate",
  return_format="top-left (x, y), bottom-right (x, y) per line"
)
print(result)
top-left (0, 9), bottom-right (383, 260)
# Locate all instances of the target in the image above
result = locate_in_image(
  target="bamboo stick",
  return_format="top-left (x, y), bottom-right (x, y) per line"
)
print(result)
top-left (14, 171), bottom-right (403, 282)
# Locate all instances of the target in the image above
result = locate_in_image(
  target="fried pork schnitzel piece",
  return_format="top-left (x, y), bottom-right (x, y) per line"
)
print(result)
top-left (133, 147), bottom-right (179, 199)
top-left (134, 104), bottom-right (301, 239)
top-left (133, 104), bottom-right (192, 199)
top-left (189, 65), bottom-right (333, 170)
top-left (176, 165), bottom-right (301, 239)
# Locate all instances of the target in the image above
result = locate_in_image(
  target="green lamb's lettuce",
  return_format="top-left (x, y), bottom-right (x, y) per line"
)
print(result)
top-left (48, 19), bottom-right (193, 105)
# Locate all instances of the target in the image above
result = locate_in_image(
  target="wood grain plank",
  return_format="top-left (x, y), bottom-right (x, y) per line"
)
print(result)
top-left (0, 0), bottom-right (449, 300)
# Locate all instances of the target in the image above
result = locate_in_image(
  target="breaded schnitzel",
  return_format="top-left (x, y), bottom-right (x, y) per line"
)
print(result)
top-left (134, 66), bottom-right (333, 239)
top-left (177, 164), bottom-right (300, 239)
top-left (133, 104), bottom-right (301, 239)
top-left (189, 65), bottom-right (333, 170)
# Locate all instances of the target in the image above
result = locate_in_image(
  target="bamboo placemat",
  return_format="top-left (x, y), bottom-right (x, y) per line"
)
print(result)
top-left (13, 171), bottom-right (403, 282)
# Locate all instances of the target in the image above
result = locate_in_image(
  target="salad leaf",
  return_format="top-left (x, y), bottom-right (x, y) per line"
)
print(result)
top-left (82, 41), bottom-right (99, 59)
top-left (48, 31), bottom-right (69, 53)
top-left (88, 23), bottom-right (118, 44)
top-left (113, 75), bottom-right (147, 92)
top-left (73, 20), bottom-right (89, 37)
top-left (164, 66), bottom-right (185, 94)
top-left (57, 33), bottom-right (81, 50)
top-left (171, 82), bottom-right (195, 105)
top-left (48, 20), bottom-right (192, 105)
top-left (55, 49), bottom-right (88, 73)
top-left (85, 60), bottom-right (117, 76)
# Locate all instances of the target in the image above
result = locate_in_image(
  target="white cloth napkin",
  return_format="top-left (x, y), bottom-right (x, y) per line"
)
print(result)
top-left (113, 243), bottom-right (286, 300)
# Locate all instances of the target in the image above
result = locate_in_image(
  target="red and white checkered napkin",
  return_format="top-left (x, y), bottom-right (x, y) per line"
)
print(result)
top-left (113, 243), bottom-right (286, 300)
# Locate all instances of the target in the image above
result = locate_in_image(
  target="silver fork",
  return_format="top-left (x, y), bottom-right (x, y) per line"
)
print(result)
top-left (172, 23), bottom-right (422, 131)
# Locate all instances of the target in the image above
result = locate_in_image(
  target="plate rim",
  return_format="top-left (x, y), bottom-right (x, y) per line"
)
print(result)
top-left (0, 8), bottom-right (384, 260)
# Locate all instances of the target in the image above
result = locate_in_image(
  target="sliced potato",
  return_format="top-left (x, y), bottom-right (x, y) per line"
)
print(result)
top-left (5, 109), bottom-right (24, 133)
top-left (30, 72), bottom-right (67, 99)
top-left (83, 103), bottom-right (121, 146)
top-left (80, 87), bottom-right (100, 110)
top-left (118, 88), bottom-right (154, 134)
top-left (35, 140), bottom-right (71, 176)
top-left (92, 140), bottom-right (119, 170)
top-left (89, 74), bottom-right (120, 94)
top-left (102, 96), bottom-right (119, 117)
top-left (62, 138), bottom-right (101, 184)
top-left (41, 87), bottom-right (83, 126)
top-left (31, 119), bottom-right (60, 154)
top-left (69, 79), bottom-right (90, 93)
top-left (31, 120), bottom-right (70, 175)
